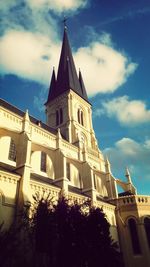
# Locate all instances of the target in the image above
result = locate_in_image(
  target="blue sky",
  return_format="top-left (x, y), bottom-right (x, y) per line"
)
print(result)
top-left (0, 0), bottom-right (150, 195)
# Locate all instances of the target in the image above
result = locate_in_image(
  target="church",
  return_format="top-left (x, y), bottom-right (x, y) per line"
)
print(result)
top-left (0, 25), bottom-right (150, 267)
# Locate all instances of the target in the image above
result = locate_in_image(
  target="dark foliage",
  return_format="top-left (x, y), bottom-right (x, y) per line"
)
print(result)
top-left (0, 195), bottom-right (123, 267)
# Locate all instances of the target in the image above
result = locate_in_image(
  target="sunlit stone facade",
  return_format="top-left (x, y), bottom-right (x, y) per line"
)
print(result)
top-left (0, 28), bottom-right (150, 267)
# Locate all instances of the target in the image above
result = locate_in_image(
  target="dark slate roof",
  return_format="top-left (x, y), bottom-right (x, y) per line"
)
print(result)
top-left (79, 70), bottom-right (88, 101)
top-left (46, 28), bottom-right (90, 104)
top-left (0, 98), bottom-right (57, 135)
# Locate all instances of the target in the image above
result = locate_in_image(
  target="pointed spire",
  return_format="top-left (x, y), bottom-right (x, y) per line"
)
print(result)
top-left (79, 69), bottom-right (88, 100)
top-left (46, 28), bottom-right (89, 103)
top-left (56, 28), bottom-right (81, 95)
top-left (125, 167), bottom-right (132, 183)
top-left (63, 15), bottom-right (68, 31)
top-left (45, 68), bottom-right (56, 104)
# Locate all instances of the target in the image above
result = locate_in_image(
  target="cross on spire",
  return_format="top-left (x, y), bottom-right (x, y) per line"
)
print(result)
top-left (63, 16), bottom-right (68, 30)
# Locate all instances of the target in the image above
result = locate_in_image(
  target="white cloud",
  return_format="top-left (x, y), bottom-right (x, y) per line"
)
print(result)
top-left (99, 32), bottom-right (113, 46)
top-left (100, 96), bottom-right (150, 126)
top-left (0, 1), bottom-right (137, 97)
top-left (0, 29), bottom-right (137, 96)
top-left (103, 137), bottom-right (150, 193)
top-left (0, 30), bottom-right (60, 83)
top-left (75, 42), bottom-right (137, 95)
top-left (26, 0), bottom-right (87, 13)
top-left (144, 139), bottom-right (150, 149)
top-left (104, 138), bottom-right (142, 165)
top-left (112, 138), bottom-right (142, 156)
top-left (104, 137), bottom-right (150, 165)
top-left (0, 0), bottom-right (59, 38)
top-left (0, 0), bottom-right (87, 14)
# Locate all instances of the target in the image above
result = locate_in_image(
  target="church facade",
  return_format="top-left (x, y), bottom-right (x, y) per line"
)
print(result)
top-left (0, 27), bottom-right (150, 267)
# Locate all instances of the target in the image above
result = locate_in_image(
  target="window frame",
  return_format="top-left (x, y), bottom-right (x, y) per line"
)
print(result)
top-left (77, 108), bottom-right (84, 126)
top-left (56, 108), bottom-right (63, 126)
top-left (8, 138), bottom-right (16, 162)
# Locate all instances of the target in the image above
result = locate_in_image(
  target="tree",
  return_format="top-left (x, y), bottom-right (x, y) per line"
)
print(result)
top-left (0, 194), bottom-right (123, 267)
top-left (31, 195), bottom-right (123, 267)
top-left (85, 207), bottom-right (121, 267)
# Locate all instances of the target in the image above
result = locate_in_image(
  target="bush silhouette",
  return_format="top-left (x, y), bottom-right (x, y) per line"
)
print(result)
top-left (0, 195), bottom-right (123, 267)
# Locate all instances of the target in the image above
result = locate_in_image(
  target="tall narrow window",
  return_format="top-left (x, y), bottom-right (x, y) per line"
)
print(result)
top-left (81, 111), bottom-right (84, 126)
top-left (66, 162), bottom-right (70, 180)
top-left (77, 109), bottom-right (80, 124)
top-left (56, 108), bottom-right (63, 126)
top-left (128, 218), bottom-right (141, 255)
top-left (60, 108), bottom-right (63, 124)
top-left (144, 217), bottom-right (150, 248)
top-left (77, 109), bottom-right (84, 126)
top-left (41, 151), bottom-right (46, 172)
top-left (8, 138), bottom-right (16, 161)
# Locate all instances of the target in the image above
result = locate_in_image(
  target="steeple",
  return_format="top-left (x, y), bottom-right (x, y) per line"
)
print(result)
top-left (45, 68), bottom-right (56, 104)
top-left (45, 25), bottom-right (95, 146)
top-left (46, 27), bottom-right (89, 103)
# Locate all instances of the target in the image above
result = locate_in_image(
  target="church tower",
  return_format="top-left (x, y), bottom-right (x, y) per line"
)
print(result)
top-left (45, 27), bottom-right (98, 152)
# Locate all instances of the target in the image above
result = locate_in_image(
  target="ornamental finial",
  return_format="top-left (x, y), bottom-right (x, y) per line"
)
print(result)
top-left (63, 15), bottom-right (68, 30)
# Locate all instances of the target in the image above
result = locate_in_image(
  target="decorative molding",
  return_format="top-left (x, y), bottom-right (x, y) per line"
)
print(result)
top-left (0, 170), bottom-right (20, 184)
top-left (68, 192), bottom-right (88, 204)
top-left (117, 195), bottom-right (150, 206)
top-left (30, 180), bottom-right (60, 198)
top-left (1, 109), bottom-right (22, 125)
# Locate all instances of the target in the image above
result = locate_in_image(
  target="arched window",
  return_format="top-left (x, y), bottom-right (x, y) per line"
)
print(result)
top-left (144, 217), bottom-right (150, 248)
top-left (77, 109), bottom-right (84, 126)
top-left (41, 151), bottom-right (46, 172)
top-left (56, 108), bottom-right (63, 126)
top-left (8, 138), bottom-right (16, 161)
top-left (128, 218), bottom-right (141, 254)
top-left (77, 109), bottom-right (80, 124)
top-left (81, 111), bottom-right (84, 126)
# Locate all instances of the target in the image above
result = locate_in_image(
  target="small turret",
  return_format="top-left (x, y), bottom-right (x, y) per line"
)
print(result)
top-left (57, 128), bottom-right (62, 139)
top-left (125, 167), bottom-right (132, 184)
top-left (45, 67), bottom-right (56, 105)
top-left (22, 109), bottom-right (30, 133)
top-left (105, 157), bottom-right (111, 173)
